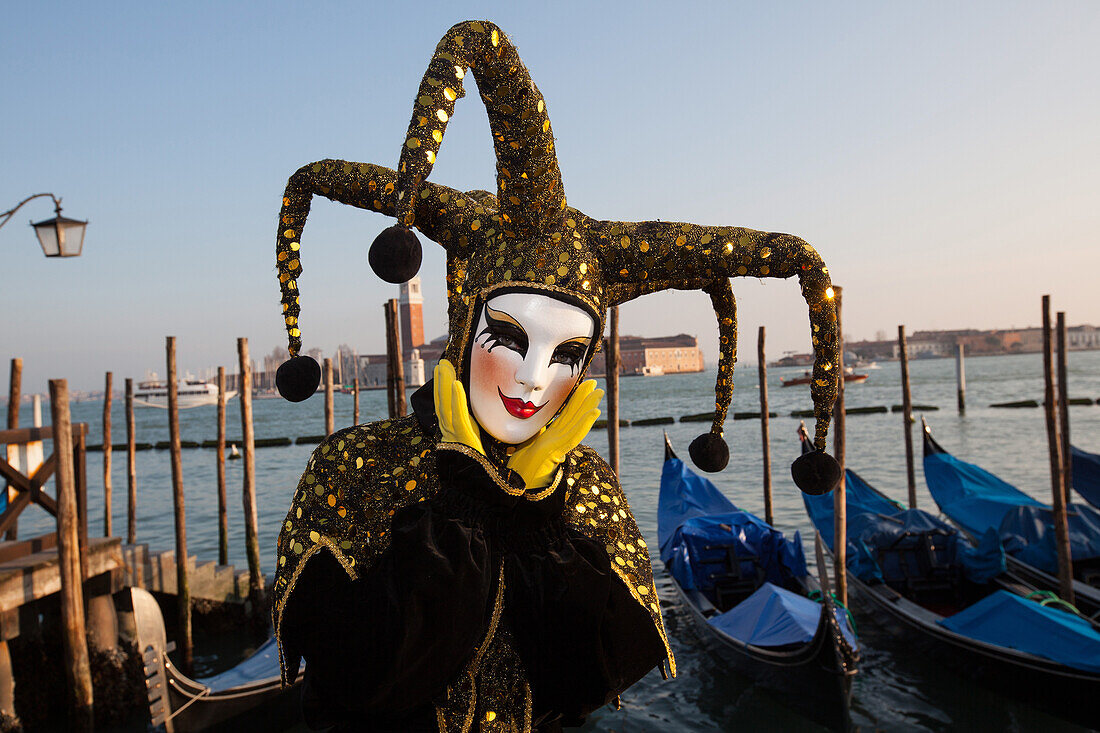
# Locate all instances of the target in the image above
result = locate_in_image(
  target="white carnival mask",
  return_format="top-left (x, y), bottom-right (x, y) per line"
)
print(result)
top-left (468, 292), bottom-right (596, 445)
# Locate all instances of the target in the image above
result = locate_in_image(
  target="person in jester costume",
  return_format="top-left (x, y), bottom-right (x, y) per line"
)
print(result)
top-left (270, 20), bottom-right (841, 733)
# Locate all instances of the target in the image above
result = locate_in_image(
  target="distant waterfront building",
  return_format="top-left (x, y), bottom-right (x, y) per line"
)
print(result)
top-left (590, 334), bottom-right (704, 377)
top-left (357, 349), bottom-right (427, 389)
top-left (834, 323), bottom-right (1100, 362)
top-left (1068, 325), bottom-right (1100, 350)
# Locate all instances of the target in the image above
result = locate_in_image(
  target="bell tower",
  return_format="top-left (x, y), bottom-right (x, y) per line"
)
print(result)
top-left (399, 276), bottom-right (425, 356)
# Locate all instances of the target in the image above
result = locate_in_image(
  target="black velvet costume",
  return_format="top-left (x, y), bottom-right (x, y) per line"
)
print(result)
top-left (275, 385), bottom-right (672, 731)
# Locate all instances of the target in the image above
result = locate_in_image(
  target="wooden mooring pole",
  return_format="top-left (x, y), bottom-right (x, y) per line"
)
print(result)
top-left (1057, 312), bottom-right (1072, 508)
top-left (384, 304), bottom-right (396, 418)
top-left (1041, 296), bottom-right (1074, 605)
top-left (955, 342), bottom-right (966, 414)
top-left (324, 358), bottom-right (335, 436)
top-left (832, 286), bottom-right (848, 607)
top-left (606, 305), bottom-right (621, 476)
top-left (385, 299), bottom-right (406, 418)
top-left (7, 358), bottom-right (21, 541)
top-left (216, 366), bottom-right (228, 566)
top-left (758, 326), bottom-right (773, 526)
top-left (237, 338), bottom-right (264, 609)
top-left (125, 378), bottom-right (136, 544)
top-left (899, 326), bottom-right (917, 508)
top-left (50, 379), bottom-right (94, 732)
top-left (166, 337), bottom-right (193, 672)
top-left (102, 371), bottom-right (113, 536)
top-left (353, 377), bottom-right (360, 426)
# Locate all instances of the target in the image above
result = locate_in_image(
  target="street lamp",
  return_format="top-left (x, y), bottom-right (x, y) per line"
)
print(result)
top-left (0, 193), bottom-right (87, 257)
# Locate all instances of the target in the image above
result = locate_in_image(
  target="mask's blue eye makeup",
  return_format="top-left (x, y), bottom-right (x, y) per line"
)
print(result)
top-left (477, 305), bottom-right (529, 356)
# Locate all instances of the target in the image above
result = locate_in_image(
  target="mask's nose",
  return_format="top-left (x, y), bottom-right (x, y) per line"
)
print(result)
top-left (513, 351), bottom-right (551, 396)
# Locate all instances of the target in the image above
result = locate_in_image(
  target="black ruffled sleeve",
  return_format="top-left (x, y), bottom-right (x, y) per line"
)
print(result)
top-left (280, 501), bottom-right (494, 730)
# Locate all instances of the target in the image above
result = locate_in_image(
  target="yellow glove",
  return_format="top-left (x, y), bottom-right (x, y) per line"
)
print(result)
top-left (433, 359), bottom-right (485, 455)
top-left (508, 380), bottom-right (603, 489)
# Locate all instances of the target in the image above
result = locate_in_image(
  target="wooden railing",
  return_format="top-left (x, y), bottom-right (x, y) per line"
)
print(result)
top-left (0, 423), bottom-right (88, 574)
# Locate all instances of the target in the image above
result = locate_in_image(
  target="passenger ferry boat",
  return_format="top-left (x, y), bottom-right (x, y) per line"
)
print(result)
top-left (133, 373), bottom-right (237, 409)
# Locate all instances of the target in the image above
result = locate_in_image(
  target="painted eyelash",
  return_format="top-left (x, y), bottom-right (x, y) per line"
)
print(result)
top-left (477, 323), bottom-right (527, 355)
top-left (551, 344), bottom-right (586, 375)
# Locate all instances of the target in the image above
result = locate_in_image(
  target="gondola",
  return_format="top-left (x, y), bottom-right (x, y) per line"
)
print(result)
top-left (921, 420), bottom-right (1100, 620)
top-left (1071, 444), bottom-right (1100, 510)
top-left (130, 587), bottom-right (300, 731)
top-left (799, 427), bottom-right (1100, 728)
top-left (658, 433), bottom-right (858, 731)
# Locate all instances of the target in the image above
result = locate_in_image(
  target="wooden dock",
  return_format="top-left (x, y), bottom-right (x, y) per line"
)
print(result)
top-left (0, 378), bottom-right (264, 730)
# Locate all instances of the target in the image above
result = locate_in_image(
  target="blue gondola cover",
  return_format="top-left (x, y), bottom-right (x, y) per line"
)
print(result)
top-left (999, 503), bottom-right (1100, 575)
top-left (709, 582), bottom-right (856, 648)
top-left (664, 513), bottom-right (808, 593)
top-left (938, 590), bottom-right (1100, 673)
top-left (924, 445), bottom-right (1100, 570)
top-left (923, 449), bottom-right (1042, 537)
top-left (1072, 445), bottom-right (1100, 509)
top-left (658, 455), bottom-right (807, 595)
top-left (804, 471), bottom-right (1004, 584)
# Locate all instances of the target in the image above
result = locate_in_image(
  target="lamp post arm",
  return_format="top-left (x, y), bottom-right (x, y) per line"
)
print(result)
top-left (0, 193), bottom-right (62, 232)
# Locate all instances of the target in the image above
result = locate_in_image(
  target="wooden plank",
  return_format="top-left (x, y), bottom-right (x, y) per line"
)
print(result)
top-left (32, 486), bottom-right (58, 517)
top-left (0, 494), bottom-right (32, 536)
top-left (0, 533), bottom-right (57, 565)
top-left (0, 425), bottom-right (84, 444)
top-left (0, 460), bottom-right (32, 495)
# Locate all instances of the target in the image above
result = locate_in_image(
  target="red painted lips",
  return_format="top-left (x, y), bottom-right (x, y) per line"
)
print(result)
top-left (498, 388), bottom-right (545, 419)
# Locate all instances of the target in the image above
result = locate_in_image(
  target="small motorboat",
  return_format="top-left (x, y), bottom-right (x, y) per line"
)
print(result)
top-left (658, 433), bottom-right (858, 730)
top-left (781, 367), bottom-right (867, 388)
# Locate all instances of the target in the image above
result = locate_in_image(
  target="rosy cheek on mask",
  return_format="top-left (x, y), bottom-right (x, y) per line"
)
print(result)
top-left (469, 342), bottom-right (515, 399)
top-left (544, 372), bottom-right (579, 412)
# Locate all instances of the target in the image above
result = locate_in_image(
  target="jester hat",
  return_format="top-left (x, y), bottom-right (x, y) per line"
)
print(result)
top-left (273, 20), bottom-right (842, 494)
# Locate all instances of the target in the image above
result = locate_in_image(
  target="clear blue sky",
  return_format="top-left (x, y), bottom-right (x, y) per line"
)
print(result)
top-left (3, 1), bottom-right (1098, 393)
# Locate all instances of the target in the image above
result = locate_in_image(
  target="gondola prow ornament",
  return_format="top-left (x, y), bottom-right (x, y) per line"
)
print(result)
top-left (271, 19), bottom-right (841, 732)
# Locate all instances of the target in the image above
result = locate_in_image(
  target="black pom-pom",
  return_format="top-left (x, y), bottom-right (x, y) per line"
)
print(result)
top-left (369, 225), bottom-right (422, 284)
top-left (689, 432), bottom-right (729, 473)
top-left (276, 356), bottom-right (321, 402)
top-left (791, 449), bottom-right (842, 495)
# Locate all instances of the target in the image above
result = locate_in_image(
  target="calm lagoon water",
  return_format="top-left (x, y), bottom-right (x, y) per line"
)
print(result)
top-left (14, 351), bottom-right (1100, 731)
